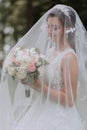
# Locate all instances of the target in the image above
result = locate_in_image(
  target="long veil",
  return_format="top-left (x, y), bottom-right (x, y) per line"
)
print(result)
top-left (0, 4), bottom-right (87, 130)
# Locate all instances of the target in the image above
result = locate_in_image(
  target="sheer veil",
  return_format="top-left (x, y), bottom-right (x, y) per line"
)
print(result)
top-left (0, 4), bottom-right (87, 130)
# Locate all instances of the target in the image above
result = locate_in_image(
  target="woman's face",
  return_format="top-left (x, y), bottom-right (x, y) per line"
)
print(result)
top-left (47, 16), bottom-right (64, 43)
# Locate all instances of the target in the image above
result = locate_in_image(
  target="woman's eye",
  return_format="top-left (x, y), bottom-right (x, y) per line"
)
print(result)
top-left (53, 25), bottom-right (58, 31)
top-left (47, 24), bottom-right (59, 31)
top-left (48, 25), bottom-right (50, 29)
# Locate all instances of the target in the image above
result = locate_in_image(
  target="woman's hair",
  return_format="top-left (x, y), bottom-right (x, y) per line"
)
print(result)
top-left (46, 8), bottom-right (76, 51)
top-left (46, 9), bottom-right (65, 27)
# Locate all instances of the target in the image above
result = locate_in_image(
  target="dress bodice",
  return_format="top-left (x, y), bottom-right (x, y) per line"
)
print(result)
top-left (45, 48), bottom-right (76, 90)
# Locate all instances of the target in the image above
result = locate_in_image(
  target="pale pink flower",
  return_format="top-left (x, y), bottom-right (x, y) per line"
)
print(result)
top-left (10, 56), bottom-right (20, 66)
top-left (22, 49), bottom-right (28, 55)
top-left (10, 56), bottom-right (16, 63)
top-left (28, 61), bottom-right (36, 72)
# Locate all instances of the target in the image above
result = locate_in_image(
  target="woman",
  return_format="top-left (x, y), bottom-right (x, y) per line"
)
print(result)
top-left (0, 4), bottom-right (87, 130)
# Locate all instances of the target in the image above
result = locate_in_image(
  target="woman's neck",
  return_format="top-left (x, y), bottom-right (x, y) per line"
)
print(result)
top-left (54, 40), bottom-right (71, 52)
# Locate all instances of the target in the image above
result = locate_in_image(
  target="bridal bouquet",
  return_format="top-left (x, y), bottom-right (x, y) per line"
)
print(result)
top-left (6, 47), bottom-right (48, 83)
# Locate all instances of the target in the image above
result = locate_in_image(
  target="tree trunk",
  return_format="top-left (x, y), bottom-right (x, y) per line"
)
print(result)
top-left (26, 0), bottom-right (35, 30)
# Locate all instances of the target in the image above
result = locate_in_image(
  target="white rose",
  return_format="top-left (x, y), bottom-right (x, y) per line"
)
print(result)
top-left (16, 70), bottom-right (27, 79)
top-left (7, 66), bottom-right (16, 76)
top-left (23, 55), bottom-right (31, 62)
top-left (16, 54), bottom-right (31, 62)
top-left (30, 48), bottom-right (37, 56)
top-left (24, 49), bottom-right (30, 55)
top-left (16, 55), bottom-right (23, 61)
top-left (20, 63), bottom-right (28, 69)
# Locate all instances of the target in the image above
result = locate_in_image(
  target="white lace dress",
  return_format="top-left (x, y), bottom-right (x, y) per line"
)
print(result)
top-left (13, 48), bottom-right (84, 130)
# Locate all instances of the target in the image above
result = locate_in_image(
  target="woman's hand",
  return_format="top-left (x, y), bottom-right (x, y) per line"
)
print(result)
top-left (21, 79), bottom-right (42, 92)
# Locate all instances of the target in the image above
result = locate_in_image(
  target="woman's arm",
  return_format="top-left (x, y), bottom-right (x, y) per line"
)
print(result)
top-left (62, 53), bottom-right (78, 106)
top-left (43, 85), bottom-right (68, 105)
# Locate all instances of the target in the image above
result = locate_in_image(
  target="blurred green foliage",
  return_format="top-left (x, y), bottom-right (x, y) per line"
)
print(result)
top-left (0, 0), bottom-right (87, 51)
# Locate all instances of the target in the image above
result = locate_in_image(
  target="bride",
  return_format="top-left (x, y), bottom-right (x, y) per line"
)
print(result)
top-left (0, 4), bottom-right (87, 130)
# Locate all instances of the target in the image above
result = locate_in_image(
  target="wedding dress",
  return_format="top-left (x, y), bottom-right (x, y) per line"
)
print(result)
top-left (0, 4), bottom-right (87, 130)
top-left (13, 48), bottom-right (84, 130)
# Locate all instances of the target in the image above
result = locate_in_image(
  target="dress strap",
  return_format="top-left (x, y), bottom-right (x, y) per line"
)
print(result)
top-left (60, 48), bottom-right (76, 57)
top-left (63, 48), bottom-right (75, 54)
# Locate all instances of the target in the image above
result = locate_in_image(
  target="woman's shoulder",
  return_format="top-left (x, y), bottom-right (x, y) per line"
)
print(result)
top-left (63, 48), bottom-right (76, 59)
top-left (65, 51), bottom-right (76, 59)
top-left (62, 49), bottom-right (78, 65)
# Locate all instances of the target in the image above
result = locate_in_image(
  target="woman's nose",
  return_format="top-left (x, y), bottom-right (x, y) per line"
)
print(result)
top-left (48, 27), bottom-right (53, 35)
top-left (48, 26), bottom-right (53, 32)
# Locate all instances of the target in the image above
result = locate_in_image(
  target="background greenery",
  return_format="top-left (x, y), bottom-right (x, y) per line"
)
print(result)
top-left (0, 0), bottom-right (87, 71)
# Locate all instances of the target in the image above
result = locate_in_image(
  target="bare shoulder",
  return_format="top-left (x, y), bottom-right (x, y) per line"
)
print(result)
top-left (64, 51), bottom-right (77, 62)
top-left (61, 51), bottom-right (78, 68)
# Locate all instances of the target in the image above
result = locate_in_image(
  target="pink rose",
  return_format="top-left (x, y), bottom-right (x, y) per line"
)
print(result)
top-left (10, 56), bottom-right (20, 66)
top-left (28, 61), bottom-right (36, 72)
top-left (10, 56), bottom-right (16, 63)
top-left (15, 61), bottom-right (20, 66)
